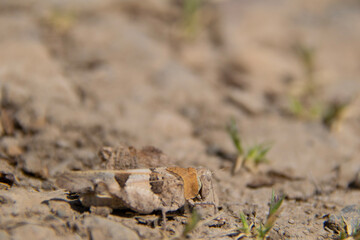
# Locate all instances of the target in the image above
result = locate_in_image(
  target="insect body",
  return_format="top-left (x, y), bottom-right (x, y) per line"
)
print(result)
top-left (56, 167), bottom-right (218, 215)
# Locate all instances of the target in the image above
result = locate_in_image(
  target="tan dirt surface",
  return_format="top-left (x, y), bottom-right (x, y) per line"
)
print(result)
top-left (1, 0), bottom-right (360, 239)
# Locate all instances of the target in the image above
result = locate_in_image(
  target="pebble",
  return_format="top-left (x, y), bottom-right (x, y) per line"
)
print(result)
top-left (84, 215), bottom-right (139, 240)
top-left (11, 225), bottom-right (59, 240)
top-left (47, 201), bottom-right (74, 219)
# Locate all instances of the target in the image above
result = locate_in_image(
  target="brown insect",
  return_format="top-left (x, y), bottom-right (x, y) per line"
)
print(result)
top-left (56, 167), bottom-right (218, 225)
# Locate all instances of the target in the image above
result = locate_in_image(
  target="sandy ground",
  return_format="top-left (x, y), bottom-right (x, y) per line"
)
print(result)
top-left (1, 0), bottom-right (360, 239)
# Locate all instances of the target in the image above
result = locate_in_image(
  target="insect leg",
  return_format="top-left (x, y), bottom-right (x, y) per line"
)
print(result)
top-left (161, 208), bottom-right (167, 231)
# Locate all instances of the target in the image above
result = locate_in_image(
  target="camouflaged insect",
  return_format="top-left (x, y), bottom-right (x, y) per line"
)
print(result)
top-left (57, 145), bottom-right (218, 222)
top-left (56, 167), bottom-right (218, 217)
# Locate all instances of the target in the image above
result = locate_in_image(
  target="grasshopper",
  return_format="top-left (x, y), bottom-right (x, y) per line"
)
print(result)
top-left (56, 166), bottom-right (218, 227)
top-left (57, 145), bottom-right (218, 228)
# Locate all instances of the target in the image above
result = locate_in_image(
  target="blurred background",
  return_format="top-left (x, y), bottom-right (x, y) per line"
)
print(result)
top-left (1, 0), bottom-right (360, 239)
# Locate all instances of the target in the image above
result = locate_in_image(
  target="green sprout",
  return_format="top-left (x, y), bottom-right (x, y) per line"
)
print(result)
top-left (288, 42), bottom-right (351, 130)
top-left (246, 144), bottom-right (271, 165)
top-left (338, 227), bottom-right (348, 240)
top-left (227, 119), bottom-right (272, 174)
top-left (183, 0), bottom-right (202, 38)
top-left (256, 190), bottom-right (284, 240)
top-left (235, 191), bottom-right (284, 239)
top-left (336, 217), bottom-right (360, 240)
top-left (237, 212), bottom-right (253, 238)
top-left (182, 209), bottom-right (201, 237)
top-left (288, 42), bottom-right (353, 132)
top-left (294, 43), bottom-right (317, 96)
top-left (289, 94), bottom-right (351, 132)
top-left (289, 97), bottom-right (305, 118)
top-left (43, 9), bottom-right (76, 35)
top-left (266, 191), bottom-right (285, 229)
top-left (288, 43), bottom-right (322, 120)
top-left (227, 118), bottom-right (244, 155)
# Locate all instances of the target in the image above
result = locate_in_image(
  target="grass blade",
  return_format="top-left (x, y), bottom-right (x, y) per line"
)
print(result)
top-left (226, 118), bottom-right (244, 155)
top-left (182, 209), bottom-right (201, 237)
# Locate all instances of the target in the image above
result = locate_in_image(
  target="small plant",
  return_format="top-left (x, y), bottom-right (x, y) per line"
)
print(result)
top-left (294, 43), bottom-right (316, 96)
top-left (227, 119), bottom-right (272, 174)
top-left (43, 9), bottom-right (76, 35)
top-left (237, 212), bottom-right (254, 239)
top-left (256, 191), bottom-right (285, 239)
top-left (182, 0), bottom-right (202, 38)
top-left (288, 42), bottom-right (353, 132)
top-left (236, 190), bottom-right (284, 240)
top-left (289, 97), bottom-right (304, 117)
top-left (288, 43), bottom-right (321, 120)
top-left (336, 217), bottom-right (360, 240)
top-left (182, 209), bottom-right (201, 238)
top-left (288, 96), bottom-right (323, 120)
top-left (289, 95), bottom-right (351, 132)
top-left (246, 144), bottom-right (271, 165)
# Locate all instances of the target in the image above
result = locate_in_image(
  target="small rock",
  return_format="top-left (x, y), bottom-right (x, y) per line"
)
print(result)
top-left (21, 154), bottom-right (48, 178)
top-left (323, 203), bottom-right (336, 210)
top-left (0, 82), bottom-right (30, 108)
top-left (304, 209), bottom-right (312, 215)
top-left (288, 219), bottom-right (295, 224)
top-left (14, 106), bottom-right (47, 133)
top-left (6, 144), bottom-right (23, 157)
top-left (1, 185), bottom-right (65, 217)
top-left (227, 89), bottom-right (266, 115)
top-left (281, 180), bottom-right (316, 201)
top-left (0, 137), bottom-right (22, 157)
top-left (47, 201), bottom-right (74, 219)
top-left (41, 180), bottom-right (56, 191)
top-left (55, 139), bottom-right (71, 149)
top-left (0, 194), bottom-right (14, 204)
top-left (74, 149), bottom-right (97, 167)
top-left (84, 215), bottom-right (139, 240)
top-left (11, 224), bottom-right (60, 240)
